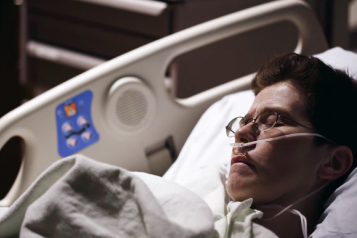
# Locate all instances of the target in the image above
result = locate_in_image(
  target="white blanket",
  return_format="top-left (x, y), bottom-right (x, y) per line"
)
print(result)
top-left (0, 155), bottom-right (213, 238)
top-left (0, 155), bottom-right (277, 238)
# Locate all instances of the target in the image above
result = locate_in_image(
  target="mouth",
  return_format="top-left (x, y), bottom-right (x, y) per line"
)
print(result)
top-left (231, 154), bottom-right (255, 168)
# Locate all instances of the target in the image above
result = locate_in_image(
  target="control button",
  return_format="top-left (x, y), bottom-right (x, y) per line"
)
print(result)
top-left (77, 115), bottom-right (88, 127)
top-left (57, 110), bottom-right (64, 118)
top-left (81, 131), bottom-right (92, 141)
top-left (64, 102), bottom-right (77, 117)
top-left (62, 122), bottom-right (74, 135)
top-left (67, 137), bottom-right (78, 148)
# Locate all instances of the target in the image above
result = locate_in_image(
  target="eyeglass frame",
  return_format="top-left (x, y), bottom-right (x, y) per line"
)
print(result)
top-left (225, 111), bottom-right (337, 145)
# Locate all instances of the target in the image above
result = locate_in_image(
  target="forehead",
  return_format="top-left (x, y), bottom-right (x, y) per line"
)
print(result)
top-left (248, 82), bottom-right (307, 119)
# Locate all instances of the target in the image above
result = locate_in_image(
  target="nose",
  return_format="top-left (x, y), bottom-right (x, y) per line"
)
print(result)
top-left (234, 122), bottom-right (257, 145)
top-left (232, 123), bottom-right (257, 155)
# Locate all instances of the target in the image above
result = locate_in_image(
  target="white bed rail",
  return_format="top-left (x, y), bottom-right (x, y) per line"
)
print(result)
top-left (0, 0), bottom-right (327, 208)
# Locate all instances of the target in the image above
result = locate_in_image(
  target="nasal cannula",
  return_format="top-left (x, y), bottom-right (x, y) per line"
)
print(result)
top-left (230, 133), bottom-right (332, 148)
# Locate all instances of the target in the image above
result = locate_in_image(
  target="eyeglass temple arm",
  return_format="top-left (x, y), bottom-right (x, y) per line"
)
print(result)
top-left (279, 116), bottom-right (337, 145)
top-left (279, 116), bottom-right (317, 133)
top-left (225, 126), bottom-right (235, 136)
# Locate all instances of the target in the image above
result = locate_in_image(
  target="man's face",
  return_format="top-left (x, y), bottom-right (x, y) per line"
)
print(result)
top-left (227, 82), bottom-right (328, 205)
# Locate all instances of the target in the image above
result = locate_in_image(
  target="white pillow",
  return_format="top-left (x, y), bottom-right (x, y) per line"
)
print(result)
top-left (315, 47), bottom-right (357, 79)
top-left (164, 47), bottom-right (357, 237)
top-left (163, 90), bottom-right (255, 182)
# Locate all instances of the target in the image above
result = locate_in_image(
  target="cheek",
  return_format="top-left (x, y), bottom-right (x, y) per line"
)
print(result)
top-left (255, 141), bottom-right (319, 185)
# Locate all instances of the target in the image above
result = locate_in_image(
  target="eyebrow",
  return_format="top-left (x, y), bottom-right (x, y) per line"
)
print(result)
top-left (245, 106), bottom-right (295, 119)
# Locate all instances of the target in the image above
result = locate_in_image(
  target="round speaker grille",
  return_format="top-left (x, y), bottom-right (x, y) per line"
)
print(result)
top-left (115, 89), bottom-right (148, 126)
top-left (106, 77), bottom-right (156, 135)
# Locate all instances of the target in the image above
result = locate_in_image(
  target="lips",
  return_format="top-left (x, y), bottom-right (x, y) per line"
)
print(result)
top-left (231, 154), bottom-right (255, 168)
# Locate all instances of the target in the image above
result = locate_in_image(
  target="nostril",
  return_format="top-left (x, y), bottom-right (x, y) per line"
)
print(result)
top-left (240, 138), bottom-right (249, 143)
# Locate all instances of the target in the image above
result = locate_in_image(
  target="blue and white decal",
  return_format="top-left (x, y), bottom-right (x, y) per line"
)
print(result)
top-left (56, 90), bottom-right (99, 157)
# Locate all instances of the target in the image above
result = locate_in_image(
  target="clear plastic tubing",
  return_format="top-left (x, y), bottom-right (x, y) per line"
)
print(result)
top-left (230, 133), bottom-right (330, 148)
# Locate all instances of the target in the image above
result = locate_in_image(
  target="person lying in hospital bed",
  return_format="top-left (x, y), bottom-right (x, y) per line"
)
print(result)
top-left (1, 51), bottom-right (356, 238)
top-left (222, 52), bottom-right (357, 238)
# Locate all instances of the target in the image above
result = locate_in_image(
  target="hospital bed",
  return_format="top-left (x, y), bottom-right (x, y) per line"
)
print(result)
top-left (2, 0), bottom-right (357, 237)
top-left (0, 0), bottom-right (328, 208)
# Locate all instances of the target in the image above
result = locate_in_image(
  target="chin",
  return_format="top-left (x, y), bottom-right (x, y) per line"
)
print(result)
top-left (227, 175), bottom-right (257, 202)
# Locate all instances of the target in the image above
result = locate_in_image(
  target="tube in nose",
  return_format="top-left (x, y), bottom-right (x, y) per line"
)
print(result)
top-left (230, 141), bottom-right (258, 148)
top-left (230, 133), bottom-right (330, 148)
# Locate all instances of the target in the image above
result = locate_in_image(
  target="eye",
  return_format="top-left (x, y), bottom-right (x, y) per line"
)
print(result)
top-left (257, 112), bottom-right (277, 131)
top-left (261, 115), bottom-right (276, 125)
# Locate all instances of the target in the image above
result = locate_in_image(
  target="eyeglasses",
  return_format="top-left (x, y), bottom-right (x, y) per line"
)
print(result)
top-left (225, 111), bottom-right (336, 145)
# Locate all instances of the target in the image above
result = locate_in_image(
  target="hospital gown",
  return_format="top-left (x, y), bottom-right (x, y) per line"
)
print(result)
top-left (179, 164), bottom-right (278, 238)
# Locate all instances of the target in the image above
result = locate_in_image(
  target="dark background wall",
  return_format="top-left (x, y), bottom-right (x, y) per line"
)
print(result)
top-left (0, 1), bottom-right (23, 200)
top-left (0, 1), bottom-right (21, 115)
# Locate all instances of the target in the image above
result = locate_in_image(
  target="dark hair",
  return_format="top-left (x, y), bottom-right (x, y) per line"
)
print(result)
top-left (251, 52), bottom-right (357, 174)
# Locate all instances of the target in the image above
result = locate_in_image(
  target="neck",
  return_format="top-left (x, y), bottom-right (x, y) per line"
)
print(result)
top-left (252, 189), bottom-right (325, 238)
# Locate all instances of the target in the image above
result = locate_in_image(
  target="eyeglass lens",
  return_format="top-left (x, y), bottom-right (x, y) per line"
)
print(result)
top-left (227, 111), bottom-right (278, 137)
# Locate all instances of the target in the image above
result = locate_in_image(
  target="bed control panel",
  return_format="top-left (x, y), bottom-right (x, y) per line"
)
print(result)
top-left (56, 90), bottom-right (99, 157)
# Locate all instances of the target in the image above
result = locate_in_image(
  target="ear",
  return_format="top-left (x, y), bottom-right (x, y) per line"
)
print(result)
top-left (317, 146), bottom-right (353, 180)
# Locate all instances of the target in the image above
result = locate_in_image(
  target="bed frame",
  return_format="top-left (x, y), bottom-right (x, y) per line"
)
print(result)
top-left (0, 0), bottom-right (327, 207)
